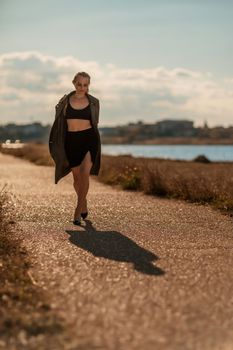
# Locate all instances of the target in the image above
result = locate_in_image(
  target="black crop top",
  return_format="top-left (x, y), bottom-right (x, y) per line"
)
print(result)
top-left (65, 98), bottom-right (91, 120)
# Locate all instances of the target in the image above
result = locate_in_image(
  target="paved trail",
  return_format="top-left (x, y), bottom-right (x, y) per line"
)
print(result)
top-left (0, 152), bottom-right (233, 350)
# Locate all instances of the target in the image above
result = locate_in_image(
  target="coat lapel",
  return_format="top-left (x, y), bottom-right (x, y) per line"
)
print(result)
top-left (86, 93), bottom-right (97, 127)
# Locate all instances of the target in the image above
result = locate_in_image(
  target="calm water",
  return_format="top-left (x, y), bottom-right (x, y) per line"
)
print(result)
top-left (102, 144), bottom-right (233, 162)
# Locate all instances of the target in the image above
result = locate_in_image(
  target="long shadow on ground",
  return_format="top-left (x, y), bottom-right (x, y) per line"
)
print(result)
top-left (66, 220), bottom-right (165, 276)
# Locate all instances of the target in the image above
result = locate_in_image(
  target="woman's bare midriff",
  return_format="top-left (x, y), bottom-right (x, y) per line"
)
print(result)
top-left (67, 119), bottom-right (92, 132)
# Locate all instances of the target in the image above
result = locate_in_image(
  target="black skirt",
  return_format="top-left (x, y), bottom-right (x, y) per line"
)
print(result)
top-left (64, 127), bottom-right (98, 168)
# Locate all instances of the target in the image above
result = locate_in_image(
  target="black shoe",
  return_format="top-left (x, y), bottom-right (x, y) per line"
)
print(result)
top-left (73, 218), bottom-right (81, 225)
top-left (81, 212), bottom-right (88, 219)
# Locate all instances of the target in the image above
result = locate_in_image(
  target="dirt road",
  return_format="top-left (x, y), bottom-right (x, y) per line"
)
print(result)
top-left (0, 152), bottom-right (232, 350)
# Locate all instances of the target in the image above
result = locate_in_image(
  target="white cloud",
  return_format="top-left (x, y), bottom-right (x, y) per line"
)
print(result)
top-left (0, 50), bottom-right (233, 127)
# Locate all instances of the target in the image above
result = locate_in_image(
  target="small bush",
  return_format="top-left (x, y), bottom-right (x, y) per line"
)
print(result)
top-left (193, 154), bottom-right (211, 163)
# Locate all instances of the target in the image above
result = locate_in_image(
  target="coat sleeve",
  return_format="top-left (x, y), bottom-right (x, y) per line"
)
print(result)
top-left (55, 94), bottom-right (67, 119)
top-left (96, 99), bottom-right (100, 124)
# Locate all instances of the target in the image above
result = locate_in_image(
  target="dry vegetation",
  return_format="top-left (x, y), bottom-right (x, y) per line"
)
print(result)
top-left (99, 155), bottom-right (233, 214)
top-left (0, 185), bottom-right (66, 348)
top-left (0, 143), bottom-right (54, 166)
top-left (1, 142), bottom-right (233, 216)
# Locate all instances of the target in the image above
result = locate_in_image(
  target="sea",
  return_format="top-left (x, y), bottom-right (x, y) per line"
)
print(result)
top-left (102, 144), bottom-right (233, 162)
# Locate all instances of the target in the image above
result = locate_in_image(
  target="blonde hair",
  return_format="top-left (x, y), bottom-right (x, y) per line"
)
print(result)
top-left (72, 72), bottom-right (91, 84)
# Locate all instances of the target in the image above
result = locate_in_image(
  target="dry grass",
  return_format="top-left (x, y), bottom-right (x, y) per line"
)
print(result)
top-left (1, 142), bottom-right (233, 216)
top-left (0, 185), bottom-right (66, 348)
top-left (0, 143), bottom-right (54, 166)
top-left (98, 155), bottom-right (233, 215)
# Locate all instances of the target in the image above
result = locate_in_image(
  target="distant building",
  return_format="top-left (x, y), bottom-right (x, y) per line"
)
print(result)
top-left (155, 119), bottom-right (195, 136)
top-left (99, 127), bottom-right (119, 136)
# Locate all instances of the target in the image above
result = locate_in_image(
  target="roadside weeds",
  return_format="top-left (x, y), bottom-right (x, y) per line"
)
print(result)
top-left (0, 184), bottom-right (67, 349)
top-left (1, 143), bottom-right (233, 218)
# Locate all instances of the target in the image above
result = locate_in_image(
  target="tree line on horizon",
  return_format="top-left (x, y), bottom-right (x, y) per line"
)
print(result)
top-left (0, 119), bottom-right (232, 143)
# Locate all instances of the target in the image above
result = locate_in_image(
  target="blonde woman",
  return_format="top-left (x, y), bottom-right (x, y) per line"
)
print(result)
top-left (49, 72), bottom-right (101, 225)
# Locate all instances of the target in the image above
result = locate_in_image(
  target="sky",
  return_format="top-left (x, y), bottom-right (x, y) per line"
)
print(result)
top-left (0, 0), bottom-right (233, 127)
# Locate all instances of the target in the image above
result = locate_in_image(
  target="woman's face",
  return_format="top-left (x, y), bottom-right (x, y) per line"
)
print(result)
top-left (73, 76), bottom-right (90, 95)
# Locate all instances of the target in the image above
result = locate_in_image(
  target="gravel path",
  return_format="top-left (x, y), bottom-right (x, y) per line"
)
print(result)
top-left (0, 152), bottom-right (233, 350)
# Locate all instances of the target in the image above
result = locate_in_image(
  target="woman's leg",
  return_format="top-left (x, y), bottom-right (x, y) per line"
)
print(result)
top-left (71, 168), bottom-right (80, 195)
top-left (72, 151), bottom-right (93, 220)
top-left (78, 150), bottom-right (93, 211)
top-left (71, 166), bottom-right (81, 220)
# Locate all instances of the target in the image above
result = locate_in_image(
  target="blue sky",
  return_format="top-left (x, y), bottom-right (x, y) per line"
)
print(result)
top-left (0, 0), bottom-right (233, 126)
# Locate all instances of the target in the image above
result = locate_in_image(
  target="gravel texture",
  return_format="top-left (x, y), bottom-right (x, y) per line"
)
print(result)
top-left (0, 152), bottom-right (233, 350)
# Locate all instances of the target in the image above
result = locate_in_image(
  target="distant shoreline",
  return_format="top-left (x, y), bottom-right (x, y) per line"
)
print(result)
top-left (101, 137), bottom-right (233, 145)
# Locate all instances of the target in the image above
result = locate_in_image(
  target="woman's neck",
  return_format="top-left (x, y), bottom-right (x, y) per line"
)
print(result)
top-left (73, 91), bottom-right (87, 99)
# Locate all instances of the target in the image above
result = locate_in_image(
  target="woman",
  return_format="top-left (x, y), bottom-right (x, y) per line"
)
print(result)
top-left (49, 72), bottom-right (101, 226)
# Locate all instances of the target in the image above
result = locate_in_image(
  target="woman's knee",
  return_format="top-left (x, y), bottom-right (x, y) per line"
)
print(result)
top-left (80, 166), bottom-right (91, 178)
top-left (80, 155), bottom-right (93, 176)
top-left (72, 166), bottom-right (81, 183)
